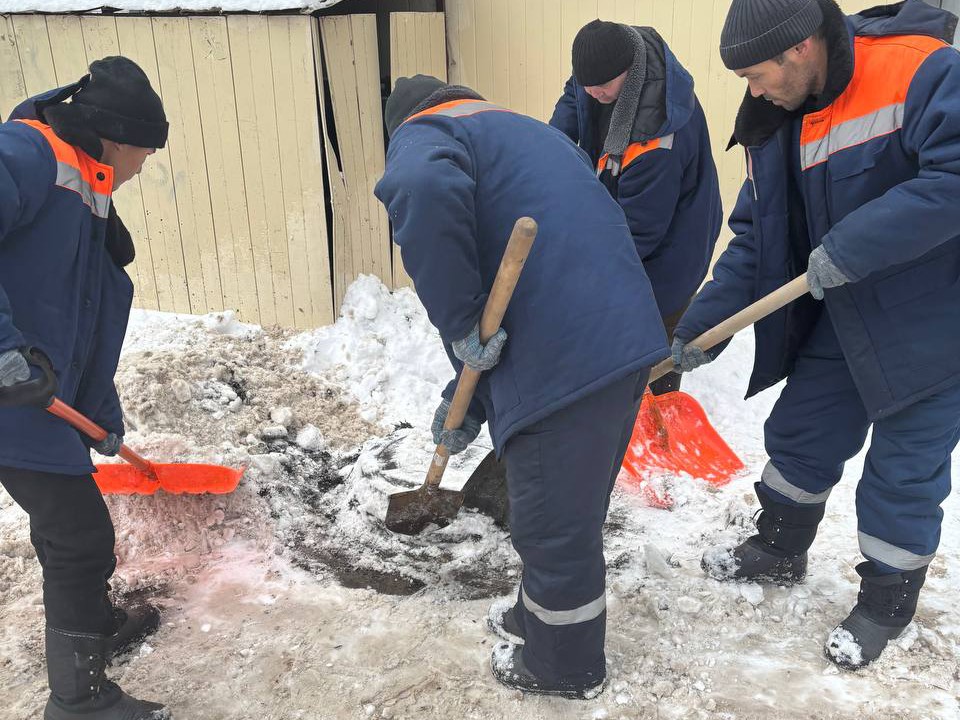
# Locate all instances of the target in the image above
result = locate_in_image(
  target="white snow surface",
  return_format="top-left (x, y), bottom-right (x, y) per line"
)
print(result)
top-left (0, 0), bottom-right (343, 12)
top-left (0, 273), bottom-right (958, 719)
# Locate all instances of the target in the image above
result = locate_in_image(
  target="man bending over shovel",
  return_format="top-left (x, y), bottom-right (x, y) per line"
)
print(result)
top-left (0, 58), bottom-right (169, 718)
top-left (672, 0), bottom-right (960, 669)
top-left (375, 76), bottom-right (669, 698)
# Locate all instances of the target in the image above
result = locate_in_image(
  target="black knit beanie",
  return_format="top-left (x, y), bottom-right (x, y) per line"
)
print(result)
top-left (70, 56), bottom-right (168, 148)
top-left (572, 20), bottom-right (635, 86)
top-left (385, 74), bottom-right (448, 137)
top-left (720, 0), bottom-right (824, 70)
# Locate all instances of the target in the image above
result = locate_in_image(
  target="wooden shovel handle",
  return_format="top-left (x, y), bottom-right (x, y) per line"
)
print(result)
top-left (46, 398), bottom-right (159, 481)
top-left (649, 274), bottom-right (811, 383)
top-left (426, 217), bottom-right (538, 488)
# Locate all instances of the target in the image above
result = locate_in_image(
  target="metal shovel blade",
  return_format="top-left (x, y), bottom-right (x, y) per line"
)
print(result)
top-left (384, 485), bottom-right (466, 535)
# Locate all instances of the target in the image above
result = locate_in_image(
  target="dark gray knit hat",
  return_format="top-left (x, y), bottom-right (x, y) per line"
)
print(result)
top-left (720, 0), bottom-right (824, 70)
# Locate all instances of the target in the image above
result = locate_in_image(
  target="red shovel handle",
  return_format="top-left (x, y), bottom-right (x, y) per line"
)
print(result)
top-left (46, 398), bottom-right (159, 482)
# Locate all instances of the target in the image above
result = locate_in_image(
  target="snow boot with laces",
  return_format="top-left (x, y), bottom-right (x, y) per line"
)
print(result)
top-left (824, 561), bottom-right (928, 670)
top-left (43, 627), bottom-right (170, 720)
top-left (702, 483), bottom-right (824, 584)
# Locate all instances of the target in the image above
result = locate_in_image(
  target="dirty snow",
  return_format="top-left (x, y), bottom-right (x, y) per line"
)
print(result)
top-left (1, 274), bottom-right (958, 719)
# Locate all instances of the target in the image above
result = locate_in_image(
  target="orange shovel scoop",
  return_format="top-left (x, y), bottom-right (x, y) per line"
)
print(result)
top-left (47, 398), bottom-right (244, 495)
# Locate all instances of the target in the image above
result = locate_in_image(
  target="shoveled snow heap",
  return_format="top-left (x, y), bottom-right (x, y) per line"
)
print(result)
top-left (0, 274), bottom-right (958, 720)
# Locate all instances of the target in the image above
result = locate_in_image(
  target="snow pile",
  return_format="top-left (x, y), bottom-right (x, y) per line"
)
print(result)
top-left (0, 274), bottom-right (958, 720)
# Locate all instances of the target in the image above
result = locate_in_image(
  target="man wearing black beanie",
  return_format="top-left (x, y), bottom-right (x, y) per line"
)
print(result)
top-left (0, 57), bottom-right (169, 719)
top-left (550, 19), bottom-right (722, 397)
top-left (377, 76), bottom-right (669, 698)
top-left (671, 0), bottom-right (960, 670)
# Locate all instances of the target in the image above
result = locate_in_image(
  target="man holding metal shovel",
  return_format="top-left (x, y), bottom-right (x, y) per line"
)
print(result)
top-left (0, 58), bottom-right (170, 718)
top-left (375, 75), bottom-right (669, 698)
top-left (672, 0), bottom-right (960, 669)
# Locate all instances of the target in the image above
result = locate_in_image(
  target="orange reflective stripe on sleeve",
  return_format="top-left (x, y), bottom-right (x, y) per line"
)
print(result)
top-left (14, 119), bottom-right (113, 218)
top-left (800, 35), bottom-right (948, 171)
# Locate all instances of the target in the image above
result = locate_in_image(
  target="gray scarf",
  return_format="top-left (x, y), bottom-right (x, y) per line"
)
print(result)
top-left (600, 26), bottom-right (647, 176)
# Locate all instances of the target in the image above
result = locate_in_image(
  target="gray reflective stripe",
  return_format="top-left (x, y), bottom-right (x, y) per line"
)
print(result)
top-left (801, 102), bottom-right (904, 170)
top-left (858, 532), bottom-right (935, 571)
top-left (55, 161), bottom-right (111, 218)
top-left (521, 586), bottom-right (605, 626)
top-left (659, 133), bottom-right (674, 150)
top-left (761, 461), bottom-right (832, 504)
top-left (422, 101), bottom-right (506, 119)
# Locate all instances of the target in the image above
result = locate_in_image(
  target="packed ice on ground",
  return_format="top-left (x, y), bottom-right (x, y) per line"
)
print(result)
top-left (0, 274), bottom-right (958, 719)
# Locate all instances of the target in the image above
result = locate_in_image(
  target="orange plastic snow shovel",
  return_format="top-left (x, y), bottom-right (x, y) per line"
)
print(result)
top-left (384, 217), bottom-right (537, 536)
top-left (46, 398), bottom-right (244, 495)
top-left (619, 274), bottom-right (812, 505)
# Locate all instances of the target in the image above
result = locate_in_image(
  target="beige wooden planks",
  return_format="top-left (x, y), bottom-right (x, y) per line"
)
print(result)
top-left (268, 15), bottom-right (334, 329)
top-left (292, 18), bottom-right (333, 327)
top-left (321, 14), bottom-right (391, 306)
top-left (389, 12), bottom-right (447, 290)
top-left (153, 17), bottom-right (224, 316)
top-left (116, 17), bottom-right (192, 315)
top-left (190, 16), bottom-right (261, 324)
top-left (228, 14), bottom-right (287, 327)
top-left (11, 15), bottom-right (55, 97)
top-left (0, 16), bottom-right (26, 122)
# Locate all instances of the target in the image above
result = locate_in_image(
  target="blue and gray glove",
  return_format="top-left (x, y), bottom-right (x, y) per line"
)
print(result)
top-left (451, 323), bottom-right (507, 372)
top-left (671, 337), bottom-right (713, 373)
top-left (92, 432), bottom-right (123, 457)
top-left (0, 349), bottom-right (30, 387)
top-left (431, 398), bottom-right (482, 454)
top-left (807, 245), bottom-right (850, 300)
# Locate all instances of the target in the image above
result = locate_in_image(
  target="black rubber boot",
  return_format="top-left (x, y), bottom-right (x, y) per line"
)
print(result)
top-left (825, 562), bottom-right (928, 670)
top-left (487, 601), bottom-right (525, 644)
top-left (491, 642), bottom-right (606, 700)
top-left (109, 603), bottom-right (161, 656)
top-left (702, 483), bottom-right (824, 584)
top-left (43, 627), bottom-right (170, 720)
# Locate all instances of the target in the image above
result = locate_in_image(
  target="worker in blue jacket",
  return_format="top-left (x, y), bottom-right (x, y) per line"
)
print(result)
top-left (0, 58), bottom-right (169, 719)
top-left (672, 0), bottom-right (960, 669)
top-left (550, 19), bottom-right (722, 394)
top-left (375, 75), bottom-right (669, 698)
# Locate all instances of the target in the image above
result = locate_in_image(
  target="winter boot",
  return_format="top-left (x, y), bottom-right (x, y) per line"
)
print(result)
top-left (43, 627), bottom-right (170, 720)
top-left (491, 642), bottom-right (606, 700)
top-left (487, 600), bottom-right (525, 644)
top-left (701, 483), bottom-right (824, 584)
top-left (824, 562), bottom-right (928, 670)
top-left (109, 603), bottom-right (161, 656)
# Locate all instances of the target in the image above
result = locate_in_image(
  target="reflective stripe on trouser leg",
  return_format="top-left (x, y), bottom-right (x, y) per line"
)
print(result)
top-left (763, 312), bottom-right (870, 506)
top-left (504, 371), bottom-right (642, 686)
top-left (856, 382), bottom-right (960, 571)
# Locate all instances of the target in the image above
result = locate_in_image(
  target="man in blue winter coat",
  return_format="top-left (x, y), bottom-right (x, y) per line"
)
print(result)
top-left (375, 75), bottom-right (669, 698)
top-left (671, 0), bottom-right (960, 669)
top-left (0, 58), bottom-right (169, 718)
top-left (550, 19), bottom-right (722, 395)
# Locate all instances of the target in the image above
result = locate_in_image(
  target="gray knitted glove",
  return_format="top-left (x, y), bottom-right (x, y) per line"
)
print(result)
top-left (92, 433), bottom-right (123, 457)
top-left (807, 245), bottom-right (850, 300)
top-left (451, 323), bottom-right (507, 372)
top-left (671, 337), bottom-right (713, 373)
top-left (431, 399), bottom-right (482, 454)
top-left (0, 349), bottom-right (29, 387)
